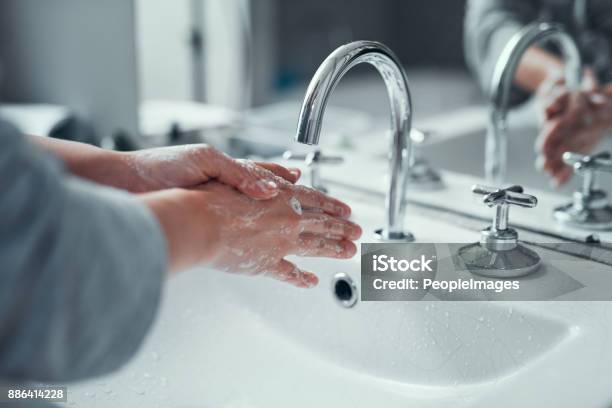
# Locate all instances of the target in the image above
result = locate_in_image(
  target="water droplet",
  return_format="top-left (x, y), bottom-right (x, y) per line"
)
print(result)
top-left (84, 391), bottom-right (96, 398)
top-left (527, 335), bottom-right (533, 341)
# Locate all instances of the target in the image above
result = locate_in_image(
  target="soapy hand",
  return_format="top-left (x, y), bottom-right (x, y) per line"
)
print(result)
top-left (123, 144), bottom-right (301, 198)
top-left (195, 180), bottom-right (361, 288)
top-left (143, 174), bottom-right (361, 288)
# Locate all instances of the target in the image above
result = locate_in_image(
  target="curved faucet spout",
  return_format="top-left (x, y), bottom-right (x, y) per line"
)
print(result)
top-left (486, 22), bottom-right (582, 184)
top-left (295, 41), bottom-right (414, 241)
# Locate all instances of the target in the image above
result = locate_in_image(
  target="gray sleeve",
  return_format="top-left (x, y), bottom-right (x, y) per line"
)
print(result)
top-left (0, 120), bottom-right (167, 383)
top-left (464, 0), bottom-right (539, 100)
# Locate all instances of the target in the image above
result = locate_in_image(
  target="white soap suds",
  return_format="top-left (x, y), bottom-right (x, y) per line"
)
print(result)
top-left (289, 197), bottom-right (302, 215)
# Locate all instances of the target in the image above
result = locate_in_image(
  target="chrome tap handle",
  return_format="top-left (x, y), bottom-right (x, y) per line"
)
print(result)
top-left (563, 151), bottom-right (612, 195)
top-left (460, 185), bottom-right (542, 276)
top-left (283, 149), bottom-right (343, 193)
top-left (472, 185), bottom-right (538, 208)
top-left (563, 151), bottom-right (612, 173)
top-left (472, 185), bottom-right (537, 231)
top-left (554, 151), bottom-right (612, 229)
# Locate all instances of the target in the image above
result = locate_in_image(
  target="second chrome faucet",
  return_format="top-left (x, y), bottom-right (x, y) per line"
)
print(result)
top-left (486, 22), bottom-right (582, 184)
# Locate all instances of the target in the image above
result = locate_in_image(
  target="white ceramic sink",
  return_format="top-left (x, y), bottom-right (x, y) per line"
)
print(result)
top-left (223, 198), bottom-right (569, 386)
top-left (67, 188), bottom-right (612, 407)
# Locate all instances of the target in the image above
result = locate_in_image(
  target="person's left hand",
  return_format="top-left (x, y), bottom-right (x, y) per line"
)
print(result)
top-left (121, 144), bottom-right (301, 198)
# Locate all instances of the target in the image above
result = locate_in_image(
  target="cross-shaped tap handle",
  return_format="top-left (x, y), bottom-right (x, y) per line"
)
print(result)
top-left (563, 151), bottom-right (612, 173)
top-left (563, 151), bottom-right (612, 196)
top-left (472, 185), bottom-right (538, 208)
top-left (472, 185), bottom-right (538, 231)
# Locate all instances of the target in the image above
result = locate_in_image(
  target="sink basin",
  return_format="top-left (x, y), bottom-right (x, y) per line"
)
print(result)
top-left (226, 262), bottom-right (571, 386)
top-left (223, 199), bottom-right (570, 386)
top-left (66, 188), bottom-right (612, 408)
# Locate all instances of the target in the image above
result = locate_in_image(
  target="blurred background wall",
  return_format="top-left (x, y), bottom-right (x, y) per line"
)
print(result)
top-left (275, 0), bottom-right (467, 88)
top-left (0, 0), bottom-right (140, 140)
top-left (0, 0), bottom-right (473, 146)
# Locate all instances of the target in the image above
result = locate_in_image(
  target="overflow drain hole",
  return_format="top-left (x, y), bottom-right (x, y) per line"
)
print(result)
top-left (332, 273), bottom-right (358, 308)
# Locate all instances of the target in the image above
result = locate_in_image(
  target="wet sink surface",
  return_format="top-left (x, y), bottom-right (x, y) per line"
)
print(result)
top-left (66, 192), bottom-right (612, 408)
top-left (224, 200), bottom-right (571, 386)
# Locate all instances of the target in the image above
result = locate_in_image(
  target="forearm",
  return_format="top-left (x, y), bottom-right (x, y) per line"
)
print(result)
top-left (141, 188), bottom-right (219, 274)
top-left (464, 0), bottom-right (538, 95)
top-left (0, 124), bottom-right (166, 382)
top-left (27, 136), bottom-right (137, 191)
top-left (514, 47), bottom-right (564, 92)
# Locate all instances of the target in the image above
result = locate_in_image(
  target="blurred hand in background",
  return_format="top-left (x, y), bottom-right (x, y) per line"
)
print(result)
top-left (535, 70), bottom-right (612, 185)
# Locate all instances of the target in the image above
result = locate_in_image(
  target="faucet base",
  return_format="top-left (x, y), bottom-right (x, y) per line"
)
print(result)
top-left (374, 228), bottom-right (415, 242)
top-left (457, 242), bottom-right (541, 278)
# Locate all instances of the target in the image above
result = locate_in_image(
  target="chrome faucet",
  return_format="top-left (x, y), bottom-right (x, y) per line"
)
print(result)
top-left (486, 22), bottom-right (582, 184)
top-left (295, 41), bottom-right (414, 241)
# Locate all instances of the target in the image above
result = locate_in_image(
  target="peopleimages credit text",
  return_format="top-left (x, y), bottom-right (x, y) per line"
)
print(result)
top-left (372, 277), bottom-right (520, 293)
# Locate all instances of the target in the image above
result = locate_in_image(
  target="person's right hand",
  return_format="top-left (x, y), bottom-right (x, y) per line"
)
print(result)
top-left (142, 178), bottom-right (361, 288)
